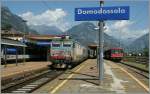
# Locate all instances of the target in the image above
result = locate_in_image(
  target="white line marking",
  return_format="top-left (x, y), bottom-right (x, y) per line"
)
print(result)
top-left (51, 65), bottom-right (84, 94)
top-left (117, 64), bottom-right (149, 92)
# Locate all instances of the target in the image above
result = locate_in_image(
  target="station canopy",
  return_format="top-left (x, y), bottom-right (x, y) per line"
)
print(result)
top-left (1, 38), bottom-right (26, 47)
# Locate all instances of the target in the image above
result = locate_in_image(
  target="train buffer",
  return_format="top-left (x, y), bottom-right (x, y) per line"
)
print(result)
top-left (34, 59), bottom-right (149, 94)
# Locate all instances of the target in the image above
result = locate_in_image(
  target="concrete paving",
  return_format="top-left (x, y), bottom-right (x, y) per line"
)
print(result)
top-left (1, 61), bottom-right (51, 78)
top-left (34, 59), bottom-right (149, 94)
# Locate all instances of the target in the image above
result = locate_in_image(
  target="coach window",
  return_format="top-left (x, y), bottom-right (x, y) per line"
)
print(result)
top-left (18, 47), bottom-right (23, 55)
top-left (120, 49), bottom-right (123, 53)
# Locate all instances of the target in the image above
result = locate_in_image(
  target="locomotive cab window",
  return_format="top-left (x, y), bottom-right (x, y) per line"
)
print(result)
top-left (63, 44), bottom-right (71, 47)
top-left (111, 49), bottom-right (123, 54)
top-left (52, 44), bottom-right (60, 47)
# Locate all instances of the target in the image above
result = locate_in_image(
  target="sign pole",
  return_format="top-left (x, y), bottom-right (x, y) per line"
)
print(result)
top-left (99, 1), bottom-right (104, 84)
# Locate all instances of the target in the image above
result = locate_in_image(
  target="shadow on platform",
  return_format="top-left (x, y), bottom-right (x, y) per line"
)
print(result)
top-left (59, 77), bottom-right (100, 86)
top-left (64, 71), bottom-right (97, 78)
top-left (59, 71), bottom-right (101, 86)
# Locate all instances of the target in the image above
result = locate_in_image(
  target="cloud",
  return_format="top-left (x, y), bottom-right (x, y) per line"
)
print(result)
top-left (104, 24), bottom-right (111, 33)
top-left (104, 21), bottom-right (148, 40)
top-left (19, 9), bottom-right (70, 32)
top-left (112, 20), bottom-right (134, 30)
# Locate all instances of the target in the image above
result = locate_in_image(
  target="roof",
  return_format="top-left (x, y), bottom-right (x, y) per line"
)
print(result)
top-left (26, 35), bottom-right (68, 40)
top-left (88, 44), bottom-right (98, 49)
top-left (111, 48), bottom-right (123, 50)
top-left (1, 38), bottom-right (27, 47)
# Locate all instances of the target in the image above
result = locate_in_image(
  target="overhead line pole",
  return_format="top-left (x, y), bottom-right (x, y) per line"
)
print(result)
top-left (23, 20), bottom-right (27, 65)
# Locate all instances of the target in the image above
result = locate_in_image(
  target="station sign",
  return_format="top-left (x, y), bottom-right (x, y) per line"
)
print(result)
top-left (75, 6), bottom-right (129, 21)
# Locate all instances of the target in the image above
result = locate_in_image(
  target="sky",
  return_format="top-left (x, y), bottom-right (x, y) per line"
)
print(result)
top-left (2, 0), bottom-right (149, 40)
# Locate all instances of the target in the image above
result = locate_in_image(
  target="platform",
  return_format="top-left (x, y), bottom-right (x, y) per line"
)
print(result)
top-left (34, 59), bottom-right (149, 94)
top-left (1, 61), bottom-right (51, 79)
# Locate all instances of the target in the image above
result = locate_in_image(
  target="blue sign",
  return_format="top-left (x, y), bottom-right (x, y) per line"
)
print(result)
top-left (6, 48), bottom-right (17, 52)
top-left (75, 6), bottom-right (129, 21)
top-left (37, 42), bottom-right (51, 46)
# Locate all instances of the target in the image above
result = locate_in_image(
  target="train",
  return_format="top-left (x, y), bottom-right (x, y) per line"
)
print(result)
top-left (104, 48), bottom-right (124, 62)
top-left (1, 36), bottom-right (89, 69)
top-left (49, 36), bottom-right (88, 69)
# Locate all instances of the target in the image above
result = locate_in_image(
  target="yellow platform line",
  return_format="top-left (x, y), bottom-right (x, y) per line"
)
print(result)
top-left (51, 65), bottom-right (84, 94)
top-left (117, 65), bottom-right (149, 92)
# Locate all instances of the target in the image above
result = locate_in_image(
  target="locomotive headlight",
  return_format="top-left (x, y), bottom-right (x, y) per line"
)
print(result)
top-left (65, 36), bottom-right (70, 39)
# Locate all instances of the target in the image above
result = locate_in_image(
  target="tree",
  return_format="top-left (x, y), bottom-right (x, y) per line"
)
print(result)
top-left (2, 23), bottom-right (12, 30)
top-left (143, 48), bottom-right (149, 57)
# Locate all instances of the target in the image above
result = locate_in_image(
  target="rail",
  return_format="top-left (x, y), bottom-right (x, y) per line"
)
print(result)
top-left (2, 69), bottom-right (64, 93)
top-left (119, 62), bottom-right (149, 79)
top-left (123, 56), bottom-right (149, 67)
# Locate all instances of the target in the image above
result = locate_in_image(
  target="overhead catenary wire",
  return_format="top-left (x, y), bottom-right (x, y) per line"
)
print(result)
top-left (42, 1), bottom-right (52, 10)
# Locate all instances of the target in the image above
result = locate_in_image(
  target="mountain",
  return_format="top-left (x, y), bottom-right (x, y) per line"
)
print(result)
top-left (128, 33), bottom-right (149, 52)
top-left (1, 6), bottom-right (38, 34)
top-left (30, 25), bottom-right (63, 35)
top-left (120, 38), bottom-right (136, 47)
top-left (66, 22), bottom-right (121, 50)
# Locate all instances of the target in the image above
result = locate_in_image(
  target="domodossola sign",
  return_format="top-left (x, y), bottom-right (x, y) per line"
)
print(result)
top-left (75, 6), bottom-right (129, 21)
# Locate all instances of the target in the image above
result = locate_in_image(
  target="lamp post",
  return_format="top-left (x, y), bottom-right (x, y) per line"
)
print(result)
top-left (98, 1), bottom-right (104, 83)
top-left (94, 1), bottom-right (105, 83)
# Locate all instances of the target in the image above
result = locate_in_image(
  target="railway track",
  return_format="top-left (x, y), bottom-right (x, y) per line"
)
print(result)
top-left (118, 62), bottom-right (149, 79)
top-left (1, 58), bottom-right (86, 93)
top-left (2, 69), bottom-right (64, 93)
